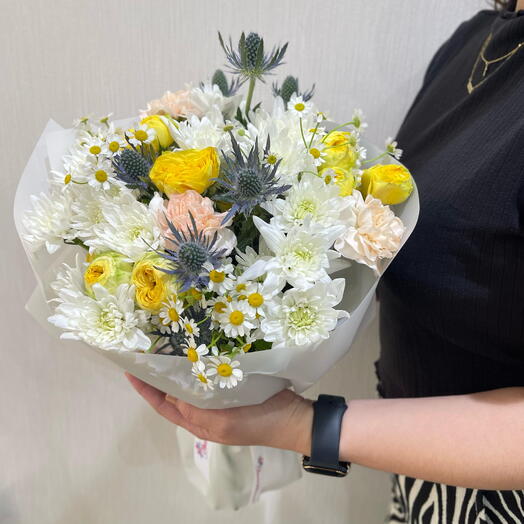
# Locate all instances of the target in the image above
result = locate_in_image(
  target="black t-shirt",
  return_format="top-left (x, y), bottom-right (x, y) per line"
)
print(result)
top-left (376, 6), bottom-right (524, 398)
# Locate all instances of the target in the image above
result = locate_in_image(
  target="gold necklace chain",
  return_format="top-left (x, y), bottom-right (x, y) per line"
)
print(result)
top-left (467, 32), bottom-right (524, 94)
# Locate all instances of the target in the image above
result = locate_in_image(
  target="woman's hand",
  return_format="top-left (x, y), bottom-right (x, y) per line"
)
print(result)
top-left (125, 373), bottom-right (313, 454)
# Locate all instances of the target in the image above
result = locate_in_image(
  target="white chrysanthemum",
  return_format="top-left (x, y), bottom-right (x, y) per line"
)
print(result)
top-left (171, 106), bottom-right (230, 150)
top-left (217, 300), bottom-right (256, 338)
top-left (191, 360), bottom-right (214, 391)
top-left (69, 185), bottom-right (130, 241)
top-left (260, 278), bottom-right (348, 348)
top-left (85, 192), bottom-right (163, 260)
top-left (48, 260), bottom-right (151, 352)
top-left (262, 173), bottom-right (352, 231)
top-left (247, 97), bottom-right (326, 183)
top-left (242, 217), bottom-right (344, 291)
top-left (334, 191), bottom-right (405, 273)
top-left (206, 353), bottom-right (243, 389)
top-left (189, 83), bottom-right (242, 120)
top-left (22, 191), bottom-right (74, 254)
top-left (234, 246), bottom-right (271, 273)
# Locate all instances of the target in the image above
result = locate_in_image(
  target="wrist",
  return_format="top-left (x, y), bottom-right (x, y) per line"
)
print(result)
top-left (271, 394), bottom-right (313, 454)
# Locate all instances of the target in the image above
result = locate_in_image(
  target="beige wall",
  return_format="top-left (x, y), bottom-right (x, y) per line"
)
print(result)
top-left (1, 1), bottom-right (484, 523)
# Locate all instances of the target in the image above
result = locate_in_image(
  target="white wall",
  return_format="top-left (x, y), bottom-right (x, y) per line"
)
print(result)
top-left (1, 1), bottom-right (484, 523)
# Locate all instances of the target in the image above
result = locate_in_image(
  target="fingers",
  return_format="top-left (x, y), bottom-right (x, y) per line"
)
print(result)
top-left (125, 373), bottom-right (205, 436)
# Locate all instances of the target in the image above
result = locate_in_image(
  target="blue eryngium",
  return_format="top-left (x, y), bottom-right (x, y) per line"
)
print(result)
top-left (156, 212), bottom-right (225, 291)
top-left (215, 133), bottom-right (291, 223)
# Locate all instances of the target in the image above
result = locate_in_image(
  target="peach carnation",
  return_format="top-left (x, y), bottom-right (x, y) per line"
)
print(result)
top-left (141, 89), bottom-right (202, 119)
top-left (159, 190), bottom-right (236, 255)
top-left (334, 191), bottom-right (405, 273)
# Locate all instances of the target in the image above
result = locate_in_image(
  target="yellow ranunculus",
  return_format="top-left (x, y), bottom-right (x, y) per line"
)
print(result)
top-left (140, 115), bottom-right (174, 149)
top-left (322, 131), bottom-right (357, 171)
top-left (84, 252), bottom-right (133, 296)
top-left (149, 147), bottom-right (219, 195)
top-left (360, 164), bottom-right (413, 205)
top-left (131, 253), bottom-right (177, 312)
top-left (319, 166), bottom-right (356, 197)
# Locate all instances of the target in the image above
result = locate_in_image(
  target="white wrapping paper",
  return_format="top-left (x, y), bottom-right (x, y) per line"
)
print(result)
top-left (14, 119), bottom-right (419, 409)
top-left (14, 120), bottom-right (419, 509)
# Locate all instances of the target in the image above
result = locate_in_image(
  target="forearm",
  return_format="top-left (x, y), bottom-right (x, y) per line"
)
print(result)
top-left (325, 387), bottom-right (524, 490)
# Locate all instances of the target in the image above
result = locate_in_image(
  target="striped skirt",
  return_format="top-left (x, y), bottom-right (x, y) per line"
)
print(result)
top-left (387, 474), bottom-right (524, 523)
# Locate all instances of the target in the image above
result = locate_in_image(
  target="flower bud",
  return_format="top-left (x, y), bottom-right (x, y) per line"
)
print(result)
top-left (360, 164), bottom-right (413, 205)
top-left (84, 252), bottom-right (133, 296)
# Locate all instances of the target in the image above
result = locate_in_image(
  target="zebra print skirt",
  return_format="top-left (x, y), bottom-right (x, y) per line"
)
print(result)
top-left (387, 474), bottom-right (524, 523)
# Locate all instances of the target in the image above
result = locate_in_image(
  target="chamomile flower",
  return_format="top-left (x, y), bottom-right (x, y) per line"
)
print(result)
top-left (126, 124), bottom-right (155, 147)
top-left (207, 353), bottom-right (243, 389)
top-left (182, 339), bottom-right (209, 363)
top-left (242, 282), bottom-right (274, 316)
top-left (385, 137), bottom-right (403, 160)
top-left (351, 108), bottom-right (368, 131)
top-left (308, 146), bottom-right (326, 167)
top-left (157, 296), bottom-right (184, 332)
top-left (204, 261), bottom-right (235, 294)
top-left (181, 317), bottom-right (200, 338)
top-left (86, 158), bottom-right (117, 190)
top-left (218, 300), bottom-right (256, 338)
top-left (288, 94), bottom-right (315, 117)
top-left (192, 360), bottom-right (214, 391)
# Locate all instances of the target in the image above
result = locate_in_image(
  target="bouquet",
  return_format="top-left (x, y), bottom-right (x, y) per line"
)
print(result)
top-left (15, 32), bottom-right (418, 409)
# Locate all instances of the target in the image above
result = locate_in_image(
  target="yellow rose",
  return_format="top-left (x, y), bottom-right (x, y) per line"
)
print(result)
top-left (322, 131), bottom-right (357, 171)
top-left (140, 115), bottom-right (174, 149)
top-left (149, 147), bottom-right (219, 195)
top-left (84, 252), bottom-right (133, 297)
top-left (319, 166), bottom-right (356, 197)
top-left (131, 253), bottom-right (177, 312)
top-left (360, 164), bottom-right (413, 205)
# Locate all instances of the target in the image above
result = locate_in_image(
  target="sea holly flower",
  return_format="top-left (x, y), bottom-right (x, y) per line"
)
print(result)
top-left (272, 75), bottom-right (315, 104)
top-left (210, 69), bottom-right (241, 97)
top-left (156, 212), bottom-right (226, 291)
top-left (260, 278), bottom-right (348, 348)
top-left (218, 31), bottom-right (288, 85)
top-left (215, 133), bottom-right (291, 222)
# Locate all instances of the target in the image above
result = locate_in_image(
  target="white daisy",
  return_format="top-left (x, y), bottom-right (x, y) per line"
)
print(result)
top-left (182, 341), bottom-right (209, 363)
top-left (22, 191), bottom-right (74, 254)
top-left (191, 360), bottom-right (214, 391)
top-left (385, 137), bottom-right (403, 160)
top-left (204, 261), bottom-right (235, 294)
top-left (126, 124), bottom-right (155, 147)
top-left (217, 300), bottom-right (256, 338)
top-left (181, 317), bottom-right (200, 338)
top-left (86, 157), bottom-right (117, 191)
top-left (157, 296), bottom-right (184, 333)
top-left (242, 282), bottom-right (275, 317)
top-left (260, 278), bottom-right (349, 348)
top-left (287, 94), bottom-right (315, 117)
top-left (207, 353), bottom-right (243, 389)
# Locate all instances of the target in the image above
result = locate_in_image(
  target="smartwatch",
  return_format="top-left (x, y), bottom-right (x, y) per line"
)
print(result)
top-left (302, 394), bottom-right (350, 477)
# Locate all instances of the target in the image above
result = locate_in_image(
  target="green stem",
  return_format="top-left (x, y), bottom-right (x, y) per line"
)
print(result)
top-left (307, 122), bottom-right (320, 149)
top-left (244, 76), bottom-right (257, 117)
top-left (321, 120), bottom-right (356, 142)
top-left (362, 151), bottom-right (388, 165)
top-left (299, 118), bottom-right (309, 151)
